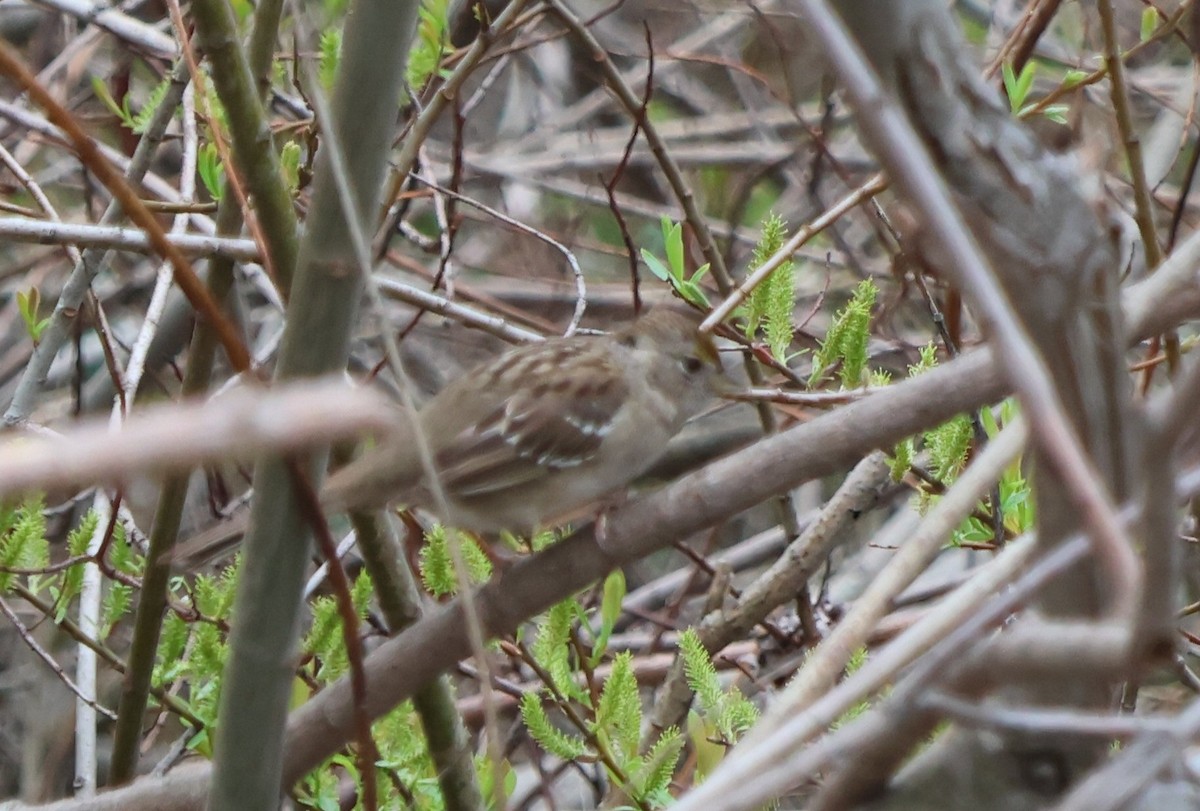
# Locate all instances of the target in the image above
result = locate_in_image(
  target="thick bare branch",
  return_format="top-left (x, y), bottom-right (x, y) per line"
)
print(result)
top-left (0, 382), bottom-right (394, 497)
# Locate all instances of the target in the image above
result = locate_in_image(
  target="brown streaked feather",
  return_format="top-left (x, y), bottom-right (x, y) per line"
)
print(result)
top-left (168, 308), bottom-right (722, 565)
top-left (432, 348), bottom-right (629, 497)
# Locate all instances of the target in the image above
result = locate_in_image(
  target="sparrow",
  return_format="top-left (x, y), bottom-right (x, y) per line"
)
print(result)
top-left (170, 308), bottom-right (723, 566)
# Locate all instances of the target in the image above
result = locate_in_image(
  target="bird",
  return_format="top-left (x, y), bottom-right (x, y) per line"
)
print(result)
top-left (169, 308), bottom-right (724, 567)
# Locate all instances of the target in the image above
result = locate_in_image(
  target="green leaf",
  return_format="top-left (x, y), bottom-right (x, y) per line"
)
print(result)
top-left (1002, 61), bottom-right (1036, 113)
top-left (153, 612), bottom-right (191, 686)
top-left (679, 628), bottom-right (757, 743)
top-left (300, 767), bottom-right (341, 811)
top-left (351, 570), bottom-right (373, 617)
top-left (1140, 7), bottom-right (1157, 42)
top-left (831, 647), bottom-right (872, 728)
top-left (643, 219), bottom-right (714, 306)
top-left (909, 342), bottom-right (938, 376)
top-left (90, 76), bottom-right (135, 130)
top-left (531, 599), bottom-right (577, 697)
top-left (809, 278), bottom-right (877, 388)
top-left (1016, 63), bottom-right (1036, 105)
top-left (716, 690), bottom-right (758, 742)
top-left (16, 288), bottom-right (50, 343)
top-left (1062, 69), bottom-right (1088, 88)
top-left (1001, 62), bottom-right (1019, 109)
top-left (418, 525), bottom-right (491, 596)
top-left (0, 496), bottom-right (48, 591)
top-left (520, 692), bottom-right (587, 759)
top-left (192, 574), bottom-right (221, 619)
top-left (925, 413), bottom-right (973, 481)
top-left (318, 27), bottom-right (342, 89)
top-left (461, 534), bottom-right (494, 582)
top-left (181, 646), bottom-right (229, 722)
top-left (477, 754), bottom-right (515, 810)
top-left (406, 0), bottom-right (451, 89)
top-left (664, 220), bottom-right (685, 278)
top-left (130, 77), bottom-right (172, 135)
top-left (592, 570), bottom-right (625, 663)
top-left (101, 582), bottom-right (132, 638)
top-left (90, 76), bottom-right (120, 117)
top-left (196, 72), bottom-right (229, 137)
top-left (659, 216), bottom-right (674, 259)
top-left (106, 523), bottom-right (139, 576)
top-left (67, 512), bottom-right (96, 558)
top-left (980, 403), bottom-right (1000, 437)
top-left (418, 525), bottom-right (454, 595)
top-left (55, 511), bottom-right (98, 618)
top-left (839, 280), bottom-right (876, 387)
top-left (197, 143), bottom-right (225, 202)
top-left (304, 593), bottom-right (346, 680)
top-left (640, 250), bottom-right (671, 282)
top-left (594, 651), bottom-right (641, 761)
top-left (745, 213), bottom-right (796, 360)
top-left (213, 555), bottom-right (241, 619)
top-left (1040, 104), bottom-right (1070, 125)
top-left (678, 274), bottom-right (711, 308)
top-left (528, 527), bottom-right (559, 552)
top-left (17, 288), bottom-right (36, 327)
top-left (890, 437), bottom-right (913, 482)
top-left (228, 0), bottom-right (254, 21)
top-left (679, 629), bottom-right (722, 712)
top-left (280, 141), bottom-right (302, 193)
top-left (632, 727), bottom-right (683, 803)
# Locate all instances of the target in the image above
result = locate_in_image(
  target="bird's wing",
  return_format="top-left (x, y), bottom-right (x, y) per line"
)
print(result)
top-left (163, 510), bottom-right (251, 570)
top-left (434, 364), bottom-right (629, 497)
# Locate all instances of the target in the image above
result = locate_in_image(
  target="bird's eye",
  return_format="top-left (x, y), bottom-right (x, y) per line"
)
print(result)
top-left (680, 356), bottom-right (705, 374)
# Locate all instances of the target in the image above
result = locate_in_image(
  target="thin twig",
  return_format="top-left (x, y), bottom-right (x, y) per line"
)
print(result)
top-left (0, 217), bottom-right (260, 259)
top-left (407, 175), bottom-right (587, 335)
top-left (702, 174), bottom-right (887, 331)
top-left (0, 41), bottom-right (252, 377)
top-left (375, 0), bottom-right (536, 257)
top-left (1097, 0), bottom-right (1177, 383)
top-left (0, 594), bottom-right (117, 721)
top-left (24, 0), bottom-right (176, 57)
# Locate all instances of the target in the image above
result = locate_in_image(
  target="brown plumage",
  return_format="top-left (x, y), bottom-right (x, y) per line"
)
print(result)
top-left (321, 308), bottom-right (723, 531)
top-left (171, 309), bottom-right (722, 567)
